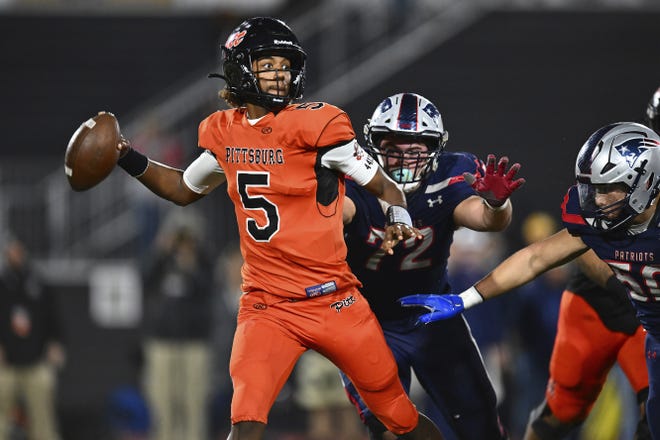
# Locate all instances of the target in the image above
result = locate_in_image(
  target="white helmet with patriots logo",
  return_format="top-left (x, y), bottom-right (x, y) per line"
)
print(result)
top-left (364, 93), bottom-right (448, 193)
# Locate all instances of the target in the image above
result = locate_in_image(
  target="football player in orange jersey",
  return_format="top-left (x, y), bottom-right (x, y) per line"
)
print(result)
top-left (114, 16), bottom-right (445, 440)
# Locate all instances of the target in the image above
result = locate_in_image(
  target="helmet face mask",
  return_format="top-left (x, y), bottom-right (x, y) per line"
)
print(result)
top-left (364, 93), bottom-right (448, 193)
top-left (372, 135), bottom-right (438, 189)
top-left (576, 181), bottom-right (633, 231)
top-left (574, 122), bottom-right (660, 232)
top-left (221, 17), bottom-right (306, 110)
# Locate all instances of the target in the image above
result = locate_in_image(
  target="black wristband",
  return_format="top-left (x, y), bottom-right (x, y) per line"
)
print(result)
top-left (117, 148), bottom-right (149, 177)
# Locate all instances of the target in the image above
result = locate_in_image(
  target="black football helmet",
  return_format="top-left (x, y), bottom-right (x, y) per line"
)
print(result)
top-left (215, 17), bottom-right (306, 110)
top-left (646, 86), bottom-right (660, 134)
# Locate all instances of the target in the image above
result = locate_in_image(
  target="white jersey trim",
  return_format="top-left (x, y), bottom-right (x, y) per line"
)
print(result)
top-left (321, 140), bottom-right (377, 186)
top-left (183, 150), bottom-right (225, 194)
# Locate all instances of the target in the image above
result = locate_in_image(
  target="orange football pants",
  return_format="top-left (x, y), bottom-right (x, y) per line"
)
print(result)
top-left (229, 288), bottom-right (419, 434)
top-left (546, 290), bottom-right (648, 422)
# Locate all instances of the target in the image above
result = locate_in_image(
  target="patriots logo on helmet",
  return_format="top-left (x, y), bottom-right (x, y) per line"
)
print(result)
top-left (616, 139), bottom-right (651, 168)
top-left (378, 97), bottom-right (393, 115)
top-left (422, 102), bottom-right (440, 120)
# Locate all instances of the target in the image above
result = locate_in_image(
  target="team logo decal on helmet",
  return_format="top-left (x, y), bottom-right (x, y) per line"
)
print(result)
top-left (616, 140), bottom-right (656, 169)
top-left (210, 17), bottom-right (307, 110)
top-left (225, 30), bottom-right (247, 49)
top-left (364, 93), bottom-right (448, 193)
top-left (575, 122), bottom-right (660, 232)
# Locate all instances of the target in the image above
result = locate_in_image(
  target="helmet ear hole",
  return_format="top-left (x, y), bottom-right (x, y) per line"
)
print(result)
top-left (223, 62), bottom-right (243, 85)
top-left (646, 173), bottom-right (655, 190)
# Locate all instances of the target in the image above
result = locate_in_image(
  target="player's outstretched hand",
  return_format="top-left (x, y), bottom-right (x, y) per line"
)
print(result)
top-left (399, 294), bottom-right (465, 325)
top-left (381, 223), bottom-right (423, 255)
top-left (463, 154), bottom-right (525, 207)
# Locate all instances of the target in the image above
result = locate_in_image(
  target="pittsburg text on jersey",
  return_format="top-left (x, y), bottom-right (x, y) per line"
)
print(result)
top-left (225, 146), bottom-right (285, 165)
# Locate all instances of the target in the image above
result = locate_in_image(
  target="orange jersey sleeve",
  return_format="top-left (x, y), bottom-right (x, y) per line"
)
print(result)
top-left (198, 103), bottom-right (361, 299)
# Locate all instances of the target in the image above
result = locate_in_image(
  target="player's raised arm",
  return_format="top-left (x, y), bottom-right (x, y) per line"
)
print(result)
top-left (473, 228), bottom-right (588, 300)
top-left (116, 137), bottom-right (225, 206)
top-left (401, 228), bottom-right (589, 324)
top-left (323, 136), bottom-right (421, 253)
top-left (574, 249), bottom-right (615, 288)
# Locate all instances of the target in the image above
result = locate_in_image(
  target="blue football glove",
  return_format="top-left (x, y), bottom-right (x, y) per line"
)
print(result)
top-left (399, 294), bottom-right (465, 325)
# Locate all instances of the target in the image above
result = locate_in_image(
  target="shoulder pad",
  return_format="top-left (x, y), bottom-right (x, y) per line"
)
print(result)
top-left (284, 102), bottom-right (355, 148)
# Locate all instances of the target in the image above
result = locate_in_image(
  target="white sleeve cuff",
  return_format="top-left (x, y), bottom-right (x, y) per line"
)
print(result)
top-left (459, 286), bottom-right (484, 309)
top-left (483, 198), bottom-right (511, 211)
top-left (183, 150), bottom-right (225, 194)
top-left (320, 140), bottom-right (378, 186)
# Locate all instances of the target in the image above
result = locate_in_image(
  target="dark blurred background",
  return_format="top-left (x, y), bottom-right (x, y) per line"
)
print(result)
top-left (0, 0), bottom-right (659, 439)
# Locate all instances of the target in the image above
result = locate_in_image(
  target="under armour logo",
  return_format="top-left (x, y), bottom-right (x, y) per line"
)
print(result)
top-left (427, 195), bottom-right (443, 208)
top-left (648, 349), bottom-right (657, 360)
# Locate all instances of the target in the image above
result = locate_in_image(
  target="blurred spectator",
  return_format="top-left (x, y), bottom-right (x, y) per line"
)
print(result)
top-left (128, 120), bottom-right (186, 256)
top-left (294, 350), bottom-right (366, 440)
top-left (0, 236), bottom-right (65, 440)
top-left (507, 211), bottom-right (569, 439)
top-left (448, 228), bottom-right (511, 408)
top-left (105, 341), bottom-right (151, 440)
top-left (141, 211), bottom-right (214, 440)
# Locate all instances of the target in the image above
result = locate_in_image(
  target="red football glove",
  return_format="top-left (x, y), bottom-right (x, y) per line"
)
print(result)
top-left (463, 154), bottom-right (525, 207)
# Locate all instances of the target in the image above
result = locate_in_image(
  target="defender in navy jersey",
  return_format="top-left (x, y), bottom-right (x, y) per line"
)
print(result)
top-left (401, 121), bottom-right (660, 439)
top-left (519, 250), bottom-right (650, 439)
top-left (342, 93), bottom-right (524, 439)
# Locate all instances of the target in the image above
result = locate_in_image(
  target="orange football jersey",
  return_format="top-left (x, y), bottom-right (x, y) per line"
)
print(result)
top-left (198, 102), bottom-right (362, 299)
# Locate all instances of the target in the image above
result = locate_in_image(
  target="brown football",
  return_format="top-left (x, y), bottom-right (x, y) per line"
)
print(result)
top-left (64, 111), bottom-right (121, 191)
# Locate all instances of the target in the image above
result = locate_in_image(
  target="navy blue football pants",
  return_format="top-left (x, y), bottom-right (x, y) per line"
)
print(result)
top-left (340, 314), bottom-right (507, 439)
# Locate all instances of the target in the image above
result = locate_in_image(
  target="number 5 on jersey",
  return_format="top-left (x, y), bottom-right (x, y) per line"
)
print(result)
top-left (237, 171), bottom-right (280, 241)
